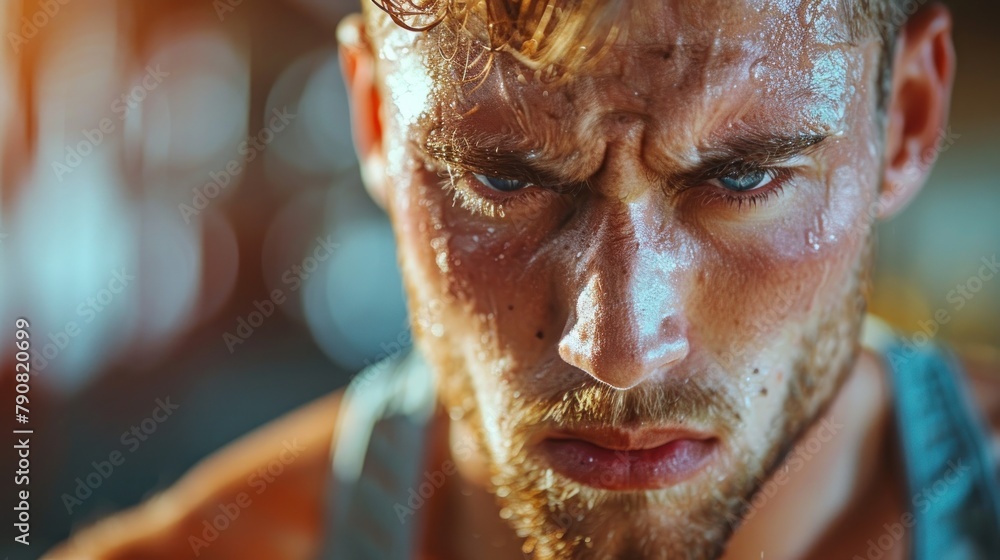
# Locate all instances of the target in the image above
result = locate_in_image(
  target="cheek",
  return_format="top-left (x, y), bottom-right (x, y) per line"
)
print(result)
top-left (390, 167), bottom-right (559, 363)
top-left (389, 170), bottom-right (455, 340)
top-left (690, 166), bottom-right (875, 370)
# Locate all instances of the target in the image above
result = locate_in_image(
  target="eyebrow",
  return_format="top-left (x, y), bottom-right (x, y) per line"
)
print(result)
top-left (677, 132), bottom-right (831, 185)
top-left (420, 129), bottom-right (582, 188)
top-left (421, 127), bottom-right (831, 187)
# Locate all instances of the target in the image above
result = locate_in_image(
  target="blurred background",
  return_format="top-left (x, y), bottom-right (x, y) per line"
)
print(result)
top-left (0, 0), bottom-right (995, 557)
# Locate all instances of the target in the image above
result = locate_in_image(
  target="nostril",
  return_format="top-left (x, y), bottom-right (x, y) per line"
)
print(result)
top-left (557, 329), bottom-right (592, 371)
top-left (646, 336), bottom-right (689, 371)
top-left (558, 317), bottom-right (690, 390)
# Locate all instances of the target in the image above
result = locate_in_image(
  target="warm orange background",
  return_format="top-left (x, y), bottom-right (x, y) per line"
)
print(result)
top-left (0, 1), bottom-right (995, 557)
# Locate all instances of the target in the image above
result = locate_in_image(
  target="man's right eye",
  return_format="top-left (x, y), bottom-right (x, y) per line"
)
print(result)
top-left (473, 173), bottom-right (531, 193)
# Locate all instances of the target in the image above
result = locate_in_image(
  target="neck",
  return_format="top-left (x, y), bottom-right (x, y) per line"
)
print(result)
top-left (722, 347), bottom-right (897, 559)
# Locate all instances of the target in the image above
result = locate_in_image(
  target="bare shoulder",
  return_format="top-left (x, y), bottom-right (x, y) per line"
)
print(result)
top-left (44, 389), bottom-right (344, 560)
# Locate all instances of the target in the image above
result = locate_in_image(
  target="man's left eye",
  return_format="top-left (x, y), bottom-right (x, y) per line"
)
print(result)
top-left (714, 169), bottom-right (773, 192)
top-left (473, 173), bottom-right (531, 193)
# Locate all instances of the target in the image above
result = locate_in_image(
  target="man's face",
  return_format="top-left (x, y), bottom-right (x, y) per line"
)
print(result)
top-left (373, 0), bottom-right (883, 557)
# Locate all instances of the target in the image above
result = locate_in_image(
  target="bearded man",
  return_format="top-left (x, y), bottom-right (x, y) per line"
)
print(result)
top-left (46, 0), bottom-right (1000, 559)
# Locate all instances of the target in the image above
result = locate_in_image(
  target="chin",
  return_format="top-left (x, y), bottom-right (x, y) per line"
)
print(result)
top-left (493, 463), bottom-right (745, 560)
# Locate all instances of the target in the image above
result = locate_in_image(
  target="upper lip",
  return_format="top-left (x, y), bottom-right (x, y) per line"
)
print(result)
top-left (538, 426), bottom-right (717, 451)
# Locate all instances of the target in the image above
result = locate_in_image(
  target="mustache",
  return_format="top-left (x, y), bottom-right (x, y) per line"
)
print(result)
top-left (513, 371), bottom-right (742, 433)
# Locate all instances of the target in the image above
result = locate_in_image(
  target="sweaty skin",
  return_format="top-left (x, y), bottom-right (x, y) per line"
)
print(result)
top-left (44, 2), bottom-right (993, 560)
top-left (380, 1), bottom-right (881, 557)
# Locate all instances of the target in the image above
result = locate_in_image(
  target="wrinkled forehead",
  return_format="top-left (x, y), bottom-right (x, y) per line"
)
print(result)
top-left (378, 0), bottom-right (873, 148)
top-left (626, 0), bottom-right (854, 51)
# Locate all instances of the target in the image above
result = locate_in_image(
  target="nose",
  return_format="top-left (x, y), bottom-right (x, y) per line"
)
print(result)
top-left (557, 203), bottom-right (690, 390)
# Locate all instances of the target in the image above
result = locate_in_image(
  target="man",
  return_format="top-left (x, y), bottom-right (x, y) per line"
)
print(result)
top-left (46, 0), bottom-right (1000, 559)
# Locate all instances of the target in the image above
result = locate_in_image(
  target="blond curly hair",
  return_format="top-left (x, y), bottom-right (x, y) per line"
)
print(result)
top-left (371, 2), bottom-right (914, 61)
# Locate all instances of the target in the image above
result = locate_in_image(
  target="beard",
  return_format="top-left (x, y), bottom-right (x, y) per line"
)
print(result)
top-left (421, 238), bottom-right (874, 560)
top-left (485, 377), bottom-right (750, 560)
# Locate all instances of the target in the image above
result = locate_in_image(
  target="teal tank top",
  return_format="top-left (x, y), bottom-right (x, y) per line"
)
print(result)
top-left (881, 339), bottom-right (1000, 558)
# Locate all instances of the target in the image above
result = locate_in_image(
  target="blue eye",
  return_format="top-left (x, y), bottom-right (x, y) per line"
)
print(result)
top-left (716, 169), bottom-right (772, 191)
top-left (473, 173), bottom-right (530, 192)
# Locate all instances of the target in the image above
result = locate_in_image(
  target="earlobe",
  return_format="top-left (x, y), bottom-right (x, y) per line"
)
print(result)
top-left (338, 14), bottom-right (389, 209)
top-left (878, 4), bottom-right (955, 220)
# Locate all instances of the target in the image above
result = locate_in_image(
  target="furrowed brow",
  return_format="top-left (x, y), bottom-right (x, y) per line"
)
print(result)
top-left (680, 132), bottom-right (831, 184)
top-left (420, 130), bottom-right (573, 187)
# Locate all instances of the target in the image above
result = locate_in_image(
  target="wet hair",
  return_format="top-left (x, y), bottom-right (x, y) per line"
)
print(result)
top-left (365, 0), bottom-right (628, 77)
top-left (849, 0), bottom-right (928, 112)
top-left (364, 0), bottom-right (923, 110)
top-left (365, 1), bottom-right (916, 60)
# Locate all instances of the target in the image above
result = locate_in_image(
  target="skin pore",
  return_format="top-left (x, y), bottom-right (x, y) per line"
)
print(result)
top-left (339, 0), bottom-right (956, 558)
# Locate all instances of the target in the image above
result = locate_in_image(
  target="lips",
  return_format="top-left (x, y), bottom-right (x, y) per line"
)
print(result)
top-left (536, 427), bottom-right (718, 490)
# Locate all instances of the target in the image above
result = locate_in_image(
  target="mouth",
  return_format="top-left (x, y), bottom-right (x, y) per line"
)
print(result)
top-left (536, 427), bottom-right (719, 491)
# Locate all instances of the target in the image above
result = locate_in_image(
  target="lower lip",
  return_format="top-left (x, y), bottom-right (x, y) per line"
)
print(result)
top-left (538, 437), bottom-right (717, 490)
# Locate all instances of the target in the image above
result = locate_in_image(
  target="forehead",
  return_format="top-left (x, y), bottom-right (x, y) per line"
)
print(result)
top-left (378, 0), bottom-right (870, 162)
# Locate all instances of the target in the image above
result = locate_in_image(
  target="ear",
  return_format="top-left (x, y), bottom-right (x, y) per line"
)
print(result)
top-left (338, 14), bottom-right (388, 209)
top-left (878, 4), bottom-right (956, 220)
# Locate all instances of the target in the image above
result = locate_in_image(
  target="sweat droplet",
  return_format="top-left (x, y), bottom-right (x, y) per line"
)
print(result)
top-left (806, 230), bottom-right (820, 251)
top-left (431, 237), bottom-right (450, 273)
top-left (436, 252), bottom-right (450, 272)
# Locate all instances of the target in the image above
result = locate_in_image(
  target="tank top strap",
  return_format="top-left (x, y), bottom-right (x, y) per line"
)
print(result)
top-left (318, 351), bottom-right (436, 560)
top-left (880, 334), bottom-right (1000, 559)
